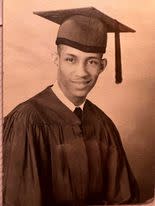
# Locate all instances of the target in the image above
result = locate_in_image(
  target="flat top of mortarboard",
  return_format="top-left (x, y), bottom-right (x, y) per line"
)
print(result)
top-left (33, 7), bottom-right (135, 33)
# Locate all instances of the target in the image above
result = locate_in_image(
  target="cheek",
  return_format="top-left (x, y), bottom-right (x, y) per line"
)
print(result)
top-left (89, 69), bottom-right (101, 79)
top-left (59, 61), bottom-right (77, 75)
top-left (58, 64), bottom-right (73, 83)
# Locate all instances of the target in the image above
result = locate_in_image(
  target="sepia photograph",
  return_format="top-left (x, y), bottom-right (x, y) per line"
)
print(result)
top-left (2, 0), bottom-right (155, 205)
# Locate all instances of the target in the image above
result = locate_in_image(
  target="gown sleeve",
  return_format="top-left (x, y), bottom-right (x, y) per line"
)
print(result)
top-left (3, 104), bottom-right (49, 206)
top-left (104, 120), bottom-right (139, 204)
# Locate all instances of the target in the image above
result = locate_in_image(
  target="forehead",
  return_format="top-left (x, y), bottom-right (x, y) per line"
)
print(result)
top-left (58, 44), bottom-right (103, 58)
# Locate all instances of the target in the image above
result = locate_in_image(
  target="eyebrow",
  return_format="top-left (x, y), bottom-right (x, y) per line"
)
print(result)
top-left (65, 54), bottom-right (101, 59)
top-left (65, 53), bottom-right (77, 58)
top-left (87, 56), bottom-right (101, 60)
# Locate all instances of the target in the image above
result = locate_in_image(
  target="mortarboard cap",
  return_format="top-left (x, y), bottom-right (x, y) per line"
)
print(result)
top-left (33, 7), bottom-right (135, 83)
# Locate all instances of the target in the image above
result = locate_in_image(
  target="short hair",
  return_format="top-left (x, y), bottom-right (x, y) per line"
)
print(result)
top-left (57, 44), bottom-right (63, 56)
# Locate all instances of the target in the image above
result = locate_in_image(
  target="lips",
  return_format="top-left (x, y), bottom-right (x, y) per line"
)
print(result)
top-left (71, 80), bottom-right (92, 89)
top-left (71, 80), bottom-right (91, 84)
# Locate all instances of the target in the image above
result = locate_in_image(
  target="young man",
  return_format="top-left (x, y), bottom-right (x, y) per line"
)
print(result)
top-left (3, 7), bottom-right (139, 206)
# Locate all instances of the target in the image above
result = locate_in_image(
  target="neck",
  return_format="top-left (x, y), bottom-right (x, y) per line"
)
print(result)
top-left (70, 96), bottom-right (86, 106)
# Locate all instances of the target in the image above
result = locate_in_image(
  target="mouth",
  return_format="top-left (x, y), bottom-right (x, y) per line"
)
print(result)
top-left (71, 80), bottom-right (92, 89)
top-left (72, 79), bottom-right (91, 84)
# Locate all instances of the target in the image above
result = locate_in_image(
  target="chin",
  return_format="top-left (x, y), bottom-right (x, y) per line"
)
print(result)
top-left (72, 90), bottom-right (89, 98)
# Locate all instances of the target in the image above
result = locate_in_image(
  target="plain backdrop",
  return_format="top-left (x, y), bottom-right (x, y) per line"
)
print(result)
top-left (3, 0), bottom-right (155, 203)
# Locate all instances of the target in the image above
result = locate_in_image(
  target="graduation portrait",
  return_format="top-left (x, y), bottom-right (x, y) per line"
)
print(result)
top-left (3, 0), bottom-right (155, 205)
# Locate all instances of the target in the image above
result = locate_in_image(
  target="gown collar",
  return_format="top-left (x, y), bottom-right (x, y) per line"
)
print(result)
top-left (52, 81), bottom-right (85, 112)
top-left (34, 85), bottom-right (88, 125)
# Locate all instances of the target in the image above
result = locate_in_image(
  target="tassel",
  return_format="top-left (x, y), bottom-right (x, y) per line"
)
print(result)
top-left (115, 25), bottom-right (122, 83)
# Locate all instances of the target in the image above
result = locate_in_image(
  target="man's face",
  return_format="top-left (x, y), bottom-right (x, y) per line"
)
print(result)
top-left (56, 45), bottom-right (106, 104)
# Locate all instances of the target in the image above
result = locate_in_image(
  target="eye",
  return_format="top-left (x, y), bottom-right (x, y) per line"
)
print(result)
top-left (65, 57), bottom-right (75, 63)
top-left (88, 59), bottom-right (100, 66)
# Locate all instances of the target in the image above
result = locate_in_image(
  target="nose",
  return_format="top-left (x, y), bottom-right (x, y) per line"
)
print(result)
top-left (76, 62), bottom-right (88, 78)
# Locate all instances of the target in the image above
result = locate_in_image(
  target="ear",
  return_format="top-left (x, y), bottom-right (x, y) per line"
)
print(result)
top-left (99, 58), bottom-right (107, 73)
top-left (51, 52), bottom-right (59, 67)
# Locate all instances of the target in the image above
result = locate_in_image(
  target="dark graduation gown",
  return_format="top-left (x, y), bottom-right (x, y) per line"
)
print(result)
top-left (3, 86), bottom-right (139, 206)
